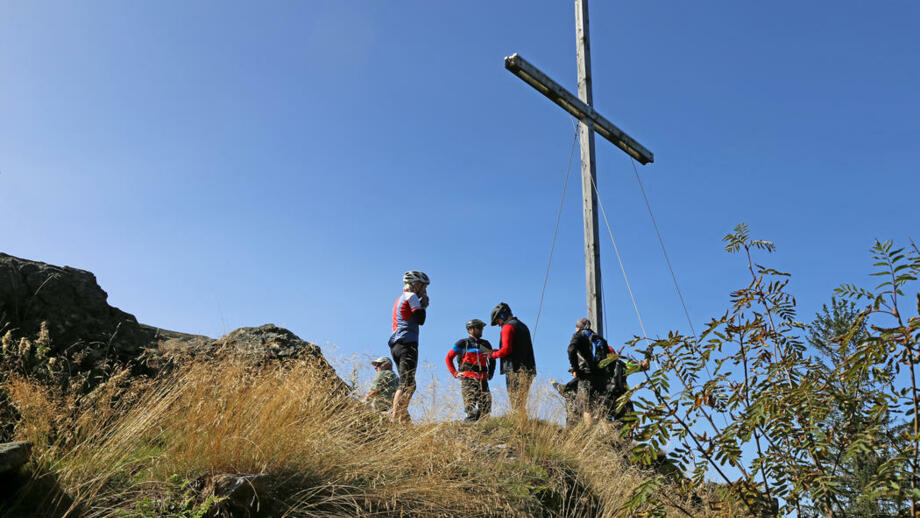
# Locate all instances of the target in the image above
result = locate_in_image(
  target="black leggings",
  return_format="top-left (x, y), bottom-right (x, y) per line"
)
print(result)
top-left (390, 341), bottom-right (418, 392)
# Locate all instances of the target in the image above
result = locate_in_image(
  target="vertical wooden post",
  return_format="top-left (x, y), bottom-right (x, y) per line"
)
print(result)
top-left (575, 0), bottom-right (604, 336)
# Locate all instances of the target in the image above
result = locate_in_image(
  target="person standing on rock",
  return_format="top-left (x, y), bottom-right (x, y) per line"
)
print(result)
top-left (445, 319), bottom-right (495, 422)
top-left (363, 357), bottom-right (399, 413)
top-left (490, 303), bottom-right (536, 417)
top-left (388, 270), bottom-right (430, 422)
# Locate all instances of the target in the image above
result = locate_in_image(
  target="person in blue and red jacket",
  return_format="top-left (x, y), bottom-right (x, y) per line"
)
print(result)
top-left (490, 302), bottom-right (536, 416)
top-left (388, 270), bottom-right (430, 422)
top-left (446, 318), bottom-right (496, 422)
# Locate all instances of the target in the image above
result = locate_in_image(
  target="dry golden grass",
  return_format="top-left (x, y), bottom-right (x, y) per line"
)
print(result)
top-left (3, 358), bottom-right (722, 517)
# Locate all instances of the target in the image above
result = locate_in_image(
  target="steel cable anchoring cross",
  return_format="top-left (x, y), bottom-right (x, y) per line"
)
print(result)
top-left (531, 118), bottom-right (580, 347)
top-left (626, 157), bottom-right (726, 427)
top-left (586, 164), bottom-right (647, 342)
top-left (505, 0), bottom-right (653, 337)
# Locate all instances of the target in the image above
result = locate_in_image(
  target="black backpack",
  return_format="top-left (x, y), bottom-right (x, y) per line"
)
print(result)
top-left (597, 353), bottom-right (628, 395)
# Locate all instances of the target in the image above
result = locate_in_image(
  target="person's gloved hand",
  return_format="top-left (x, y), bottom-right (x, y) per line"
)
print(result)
top-left (419, 294), bottom-right (430, 308)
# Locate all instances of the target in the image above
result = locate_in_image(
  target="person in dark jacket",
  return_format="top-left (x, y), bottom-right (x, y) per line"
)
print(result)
top-left (490, 302), bottom-right (536, 417)
top-left (567, 317), bottom-right (598, 425)
top-left (446, 319), bottom-right (496, 422)
top-left (556, 318), bottom-right (650, 427)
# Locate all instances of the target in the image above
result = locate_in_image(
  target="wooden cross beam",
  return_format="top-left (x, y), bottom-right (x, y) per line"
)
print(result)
top-left (504, 1), bottom-right (654, 337)
top-left (504, 53), bottom-right (654, 165)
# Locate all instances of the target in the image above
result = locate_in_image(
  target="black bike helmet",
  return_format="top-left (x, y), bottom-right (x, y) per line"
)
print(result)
top-left (490, 303), bottom-right (511, 326)
top-left (465, 318), bottom-right (486, 329)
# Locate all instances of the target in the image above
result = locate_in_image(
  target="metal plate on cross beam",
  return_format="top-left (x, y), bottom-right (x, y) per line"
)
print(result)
top-left (504, 53), bottom-right (654, 165)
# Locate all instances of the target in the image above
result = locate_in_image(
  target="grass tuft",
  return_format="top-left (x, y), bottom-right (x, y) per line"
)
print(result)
top-left (3, 357), bottom-right (720, 517)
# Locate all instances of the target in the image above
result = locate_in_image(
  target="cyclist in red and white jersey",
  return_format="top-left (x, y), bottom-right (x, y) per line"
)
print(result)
top-left (387, 270), bottom-right (429, 422)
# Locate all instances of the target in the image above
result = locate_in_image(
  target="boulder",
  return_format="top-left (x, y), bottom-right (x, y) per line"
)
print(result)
top-left (207, 473), bottom-right (272, 517)
top-left (0, 441), bottom-right (31, 474)
top-left (215, 325), bottom-right (325, 361)
top-left (154, 324), bottom-right (347, 392)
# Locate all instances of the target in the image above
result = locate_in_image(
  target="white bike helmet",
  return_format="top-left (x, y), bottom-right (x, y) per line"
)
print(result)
top-left (402, 270), bottom-right (430, 285)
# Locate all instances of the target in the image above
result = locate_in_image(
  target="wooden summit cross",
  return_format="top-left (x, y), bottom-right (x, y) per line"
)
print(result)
top-left (505, 0), bottom-right (653, 337)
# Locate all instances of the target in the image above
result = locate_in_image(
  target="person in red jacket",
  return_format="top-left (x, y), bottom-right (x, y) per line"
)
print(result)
top-left (446, 319), bottom-right (496, 422)
top-left (490, 302), bottom-right (536, 417)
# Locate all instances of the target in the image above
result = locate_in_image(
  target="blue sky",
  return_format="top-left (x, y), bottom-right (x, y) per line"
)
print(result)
top-left (2, 1), bottom-right (918, 414)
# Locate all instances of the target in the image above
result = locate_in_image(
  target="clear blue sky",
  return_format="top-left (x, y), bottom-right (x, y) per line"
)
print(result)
top-left (2, 1), bottom-right (918, 411)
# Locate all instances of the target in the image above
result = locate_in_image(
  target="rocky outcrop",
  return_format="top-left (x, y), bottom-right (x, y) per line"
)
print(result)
top-left (0, 253), bottom-right (155, 362)
top-left (0, 253), bottom-right (344, 388)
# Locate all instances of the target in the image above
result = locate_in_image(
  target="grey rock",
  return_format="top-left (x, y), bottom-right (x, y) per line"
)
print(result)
top-left (199, 473), bottom-right (272, 518)
top-left (214, 473), bottom-right (270, 504)
top-left (216, 324), bottom-right (323, 360)
top-left (155, 324), bottom-right (348, 393)
top-left (0, 253), bottom-right (346, 388)
top-left (0, 253), bottom-right (154, 362)
top-left (0, 441), bottom-right (31, 474)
